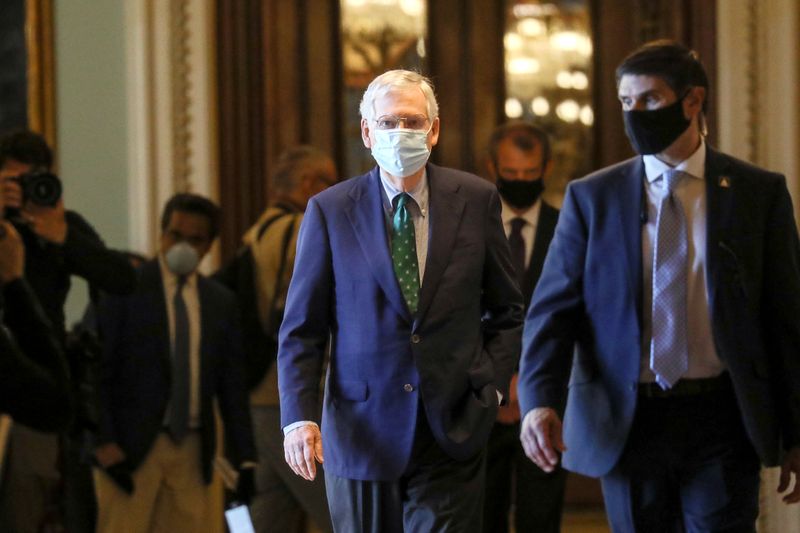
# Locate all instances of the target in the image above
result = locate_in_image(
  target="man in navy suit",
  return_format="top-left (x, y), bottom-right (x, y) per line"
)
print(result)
top-left (93, 194), bottom-right (256, 533)
top-left (482, 122), bottom-right (565, 533)
top-left (518, 40), bottom-right (800, 532)
top-left (278, 70), bottom-right (523, 532)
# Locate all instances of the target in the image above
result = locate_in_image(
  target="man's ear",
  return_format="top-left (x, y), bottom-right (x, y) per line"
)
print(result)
top-left (684, 86), bottom-right (706, 120)
top-left (361, 118), bottom-right (372, 149)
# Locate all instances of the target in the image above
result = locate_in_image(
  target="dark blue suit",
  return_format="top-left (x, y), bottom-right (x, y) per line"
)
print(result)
top-left (96, 260), bottom-right (255, 482)
top-left (278, 164), bottom-right (523, 528)
top-left (519, 147), bottom-right (800, 528)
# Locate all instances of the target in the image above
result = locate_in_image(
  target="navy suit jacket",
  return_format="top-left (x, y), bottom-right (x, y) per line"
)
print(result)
top-left (97, 260), bottom-right (255, 482)
top-left (278, 164), bottom-right (524, 481)
top-left (519, 147), bottom-right (800, 477)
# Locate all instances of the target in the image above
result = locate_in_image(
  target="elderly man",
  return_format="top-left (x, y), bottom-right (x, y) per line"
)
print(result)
top-left (277, 70), bottom-right (523, 532)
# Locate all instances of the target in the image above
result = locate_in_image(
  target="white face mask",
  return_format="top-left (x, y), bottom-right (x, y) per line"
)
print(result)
top-left (370, 126), bottom-right (432, 178)
top-left (164, 241), bottom-right (200, 275)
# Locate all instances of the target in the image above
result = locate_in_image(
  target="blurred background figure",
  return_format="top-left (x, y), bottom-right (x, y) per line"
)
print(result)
top-left (0, 130), bottom-right (137, 533)
top-left (216, 145), bottom-right (336, 533)
top-left (93, 193), bottom-right (256, 533)
top-left (483, 121), bottom-right (566, 533)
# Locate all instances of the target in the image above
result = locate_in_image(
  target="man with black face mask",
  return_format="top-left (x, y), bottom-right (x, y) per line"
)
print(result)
top-left (518, 40), bottom-right (800, 532)
top-left (482, 122), bottom-right (565, 533)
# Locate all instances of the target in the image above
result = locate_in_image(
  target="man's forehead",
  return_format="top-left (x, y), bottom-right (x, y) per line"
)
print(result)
top-left (617, 74), bottom-right (671, 95)
top-left (374, 87), bottom-right (427, 111)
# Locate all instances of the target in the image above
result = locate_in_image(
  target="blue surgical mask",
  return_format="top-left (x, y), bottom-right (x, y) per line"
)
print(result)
top-left (164, 241), bottom-right (200, 275)
top-left (370, 126), bottom-right (432, 178)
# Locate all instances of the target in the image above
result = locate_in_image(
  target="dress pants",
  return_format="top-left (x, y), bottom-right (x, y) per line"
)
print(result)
top-left (94, 432), bottom-right (211, 533)
top-left (482, 421), bottom-right (567, 533)
top-left (250, 405), bottom-right (332, 533)
top-left (600, 378), bottom-right (761, 533)
top-left (0, 425), bottom-right (61, 533)
top-left (325, 406), bottom-right (486, 533)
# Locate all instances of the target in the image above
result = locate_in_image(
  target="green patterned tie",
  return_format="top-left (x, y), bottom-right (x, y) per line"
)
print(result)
top-left (392, 193), bottom-right (420, 313)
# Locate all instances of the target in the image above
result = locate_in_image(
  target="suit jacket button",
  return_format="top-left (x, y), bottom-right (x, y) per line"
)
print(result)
top-left (411, 334), bottom-right (421, 344)
top-left (403, 384), bottom-right (414, 392)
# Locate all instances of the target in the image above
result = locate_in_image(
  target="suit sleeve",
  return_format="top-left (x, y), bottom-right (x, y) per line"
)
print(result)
top-left (481, 188), bottom-right (525, 400)
top-left (518, 183), bottom-right (587, 415)
top-left (277, 197), bottom-right (332, 428)
top-left (0, 279), bottom-right (72, 431)
top-left (62, 211), bottom-right (137, 296)
top-left (761, 176), bottom-right (800, 448)
top-left (94, 292), bottom-right (127, 444)
top-left (216, 302), bottom-right (256, 464)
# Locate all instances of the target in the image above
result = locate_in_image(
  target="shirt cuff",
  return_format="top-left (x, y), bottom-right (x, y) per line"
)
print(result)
top-left (497, 390), bottom-right (503, 405)
top-left (283, 420), bottom-right (319, 436)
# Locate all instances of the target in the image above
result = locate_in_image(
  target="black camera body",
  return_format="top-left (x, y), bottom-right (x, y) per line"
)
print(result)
top-left (14, 171), bottom-right (62, 207)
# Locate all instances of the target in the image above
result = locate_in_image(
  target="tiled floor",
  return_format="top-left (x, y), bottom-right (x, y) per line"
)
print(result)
top-left (561, 506), bottom-right (610, 533)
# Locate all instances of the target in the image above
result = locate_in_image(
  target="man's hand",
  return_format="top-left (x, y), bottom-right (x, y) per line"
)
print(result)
top-left (95, 442), bottom-right (127, 468)
top-left (497, 373), bottom-right (521, 424)
top-left (1, 177), bottom-right (22, 210)
top-left (778, 446), bottom-right (800, 503)
top-left (520, 407), bottom-right (566, 472)
top-left (22, 199), bottom-right (67, 244)
top-left (0, 222), bottom-right (25, 283)
top-left (284, 424), bottom-right (323, 481)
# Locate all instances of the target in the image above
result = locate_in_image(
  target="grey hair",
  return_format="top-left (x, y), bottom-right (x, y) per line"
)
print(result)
top-left (359, 70), bottom-right (439, 123)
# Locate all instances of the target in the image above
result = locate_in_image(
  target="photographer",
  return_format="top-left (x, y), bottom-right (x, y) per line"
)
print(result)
top-left (0, 130), bottom-right (137, 533)
top-left (0, 202), bottom-right (72, 432)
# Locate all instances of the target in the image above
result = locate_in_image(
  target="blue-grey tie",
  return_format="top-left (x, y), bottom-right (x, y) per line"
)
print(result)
top-left (168, 276), bottom-right (190, 443)
top-left (650, 169), bottom-right (689, 389)
top-left (392, 193), bottom-right (420, 313)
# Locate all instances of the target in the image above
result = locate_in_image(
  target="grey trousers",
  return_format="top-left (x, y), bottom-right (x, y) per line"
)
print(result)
top-left (250, 405), bottom-right (332, 533)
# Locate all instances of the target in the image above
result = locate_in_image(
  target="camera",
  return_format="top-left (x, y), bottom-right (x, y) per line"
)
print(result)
top-left (14, 171), bottom-right (62, 207)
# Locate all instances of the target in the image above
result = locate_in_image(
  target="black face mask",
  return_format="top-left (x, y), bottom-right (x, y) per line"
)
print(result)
top-left (496, 177), bottom-right (544, 210)
top-left (623, 95), bottom-right (691, 155)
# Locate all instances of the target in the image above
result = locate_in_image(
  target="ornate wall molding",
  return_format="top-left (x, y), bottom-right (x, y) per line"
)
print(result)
top-left (720, 1), bottom-right (800, 529)
top-left (125, 0), bottom-right (218, 262)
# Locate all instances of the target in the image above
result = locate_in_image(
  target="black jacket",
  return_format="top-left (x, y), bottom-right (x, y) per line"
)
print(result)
top-left (0, 278), bottom-right (72, 432)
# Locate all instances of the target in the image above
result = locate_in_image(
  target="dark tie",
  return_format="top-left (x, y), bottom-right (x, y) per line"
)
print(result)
top-left (168, 276), bottom-right (190, 443)
top-left (650, 169), bottom-right (689, 389)
top-left (508, 217), bottom-right (527, 288)
top-left (391, 193), bottom-right (420, 313)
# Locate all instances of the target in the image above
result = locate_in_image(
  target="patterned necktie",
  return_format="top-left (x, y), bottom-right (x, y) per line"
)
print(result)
top-left (168, 276), bottom-right (190, 443)
top-left (508, 217), bottom-right (527, 288)
top-left (392, 193), bottom-right (420, 313)
top-left (650, 169), bottom-right (689, 389)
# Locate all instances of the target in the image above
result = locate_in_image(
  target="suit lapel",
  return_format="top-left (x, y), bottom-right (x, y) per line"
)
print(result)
top-left (617, 158), bottom-right (645, 311)
top-left (197, 277), bottom-right (212, 398)
top-left (346, 169), bottom-right (412, 323)
top-left (524, 202), bottom-right (559, 303)
top-left (141, 260), bottom-right (172, 376)
top-left (704, 147), bottom-right (734, 307)
top-left (415, 165), bottom-right (465, 327)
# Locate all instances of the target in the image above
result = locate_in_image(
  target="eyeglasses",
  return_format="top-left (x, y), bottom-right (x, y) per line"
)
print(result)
top-left (373, 114), bottom-right (430, 131)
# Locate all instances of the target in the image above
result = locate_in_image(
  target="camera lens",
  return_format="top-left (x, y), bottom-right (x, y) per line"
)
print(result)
top-left (20, 172), bottom-right (62, 206)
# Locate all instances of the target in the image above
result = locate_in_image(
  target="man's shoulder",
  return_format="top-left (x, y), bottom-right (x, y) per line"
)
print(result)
top-left (428, 163), bottom-right (496, 197)
top-left (710, 148), bottom-right (784, 182)
top-left (311, 170), bottom-right (374, 207)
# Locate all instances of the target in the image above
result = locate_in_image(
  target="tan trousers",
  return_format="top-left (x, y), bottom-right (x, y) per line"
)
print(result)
top-left (94, 432), bottom-right (211, 533)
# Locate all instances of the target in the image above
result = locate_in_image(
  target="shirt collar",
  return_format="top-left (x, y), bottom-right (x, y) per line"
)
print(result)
top-left (158, 253), bottom-right (198, 289)
top-left (501, 197), bottom-right (541, 228)
top-left (643, 138), bottom-right (706, 184)
top-left (379, 169), bottom-right (429, 217)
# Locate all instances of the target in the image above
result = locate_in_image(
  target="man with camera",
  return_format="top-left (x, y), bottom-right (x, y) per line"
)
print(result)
top-left (0, 130), bottom-right (137, 533)
top-left (0, 180), bottom-right (72, 433)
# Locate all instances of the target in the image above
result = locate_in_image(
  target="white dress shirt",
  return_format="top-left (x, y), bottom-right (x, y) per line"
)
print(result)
top-left (639, 139), bottom-right (726, 382)
top-left (159, 256), bottom-right (202, 428)
top-left (500, 197), bottom-right (542, 269)
top-left (380, 170), bottom-right (430, 284)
